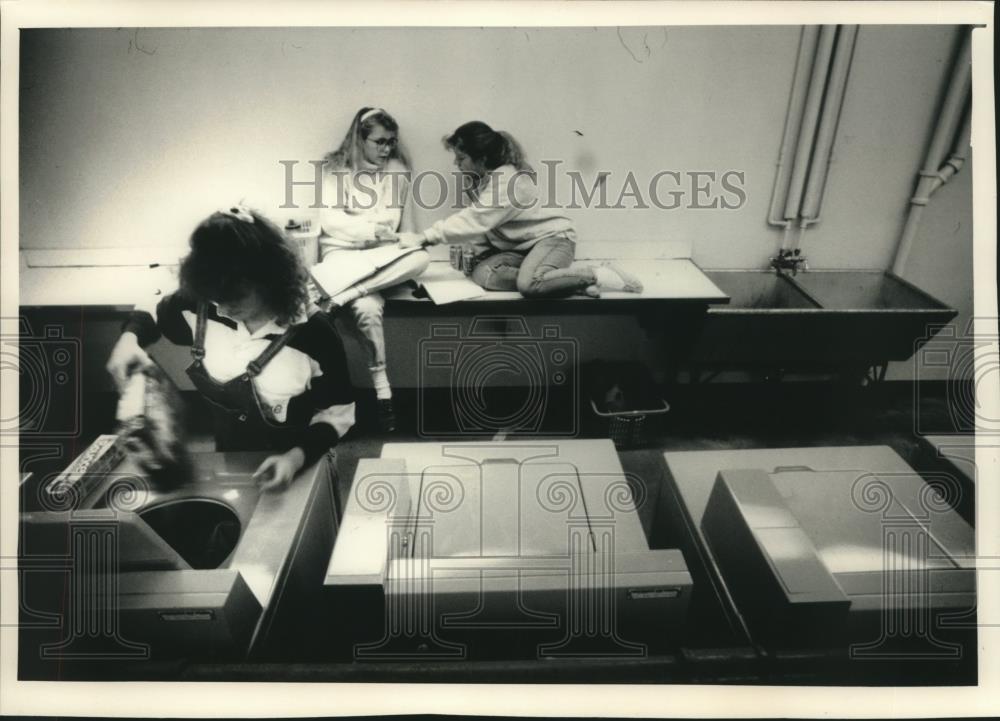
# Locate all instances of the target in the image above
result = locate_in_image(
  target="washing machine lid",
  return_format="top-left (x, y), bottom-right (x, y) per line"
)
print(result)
top-left (326, 440), bottom-right (659, 587)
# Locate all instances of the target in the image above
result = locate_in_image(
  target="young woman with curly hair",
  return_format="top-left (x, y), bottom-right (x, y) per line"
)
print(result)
top-left (106, 206), bottom-right (356, 490)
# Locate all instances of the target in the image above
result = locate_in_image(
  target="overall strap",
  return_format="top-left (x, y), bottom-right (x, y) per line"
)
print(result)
top-left (191, 302), bottom-right (208, 360)
top-left (246, 326), bottom-right (300, 377)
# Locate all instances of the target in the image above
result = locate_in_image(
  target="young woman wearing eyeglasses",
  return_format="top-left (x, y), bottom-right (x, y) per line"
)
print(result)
top-left (316, 107), bottom-right (429, 432)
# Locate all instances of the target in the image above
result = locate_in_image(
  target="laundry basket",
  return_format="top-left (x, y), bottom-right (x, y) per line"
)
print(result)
top-left (586, 361), bottom-right (670, 450)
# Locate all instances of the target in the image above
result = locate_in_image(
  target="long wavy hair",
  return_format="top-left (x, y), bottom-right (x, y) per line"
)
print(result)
top-left (179, 208), bottom-right (309, 326)
top-left (444, 121), bottom-right (533, 173)
top-left (324, 107), bottom-right (412, 172)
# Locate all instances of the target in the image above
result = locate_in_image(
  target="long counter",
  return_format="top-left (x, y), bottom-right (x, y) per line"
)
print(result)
top-left (17, 246), bottom-right (730, 308)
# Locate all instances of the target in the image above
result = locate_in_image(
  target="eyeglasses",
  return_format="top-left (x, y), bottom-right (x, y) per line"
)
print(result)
top-left (367, 137), bottom-right (398, 150)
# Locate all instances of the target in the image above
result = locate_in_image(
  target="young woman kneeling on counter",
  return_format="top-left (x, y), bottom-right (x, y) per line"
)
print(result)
top-left (106, 206), bottom-right (355, 491)
top-left (393, 121), bottom-right (643, 298)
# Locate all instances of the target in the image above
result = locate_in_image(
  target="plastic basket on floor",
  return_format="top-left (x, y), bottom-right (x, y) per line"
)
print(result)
top-left (589, 398), bottom-right (670, 450)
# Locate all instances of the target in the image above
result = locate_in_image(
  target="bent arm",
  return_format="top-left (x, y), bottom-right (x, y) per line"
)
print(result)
top-left (291, 313), bottom-right (357, 468)
top-left (121, 291), bottom-right (197, 347)
top-left (421, 169), bottom-right (532, 245)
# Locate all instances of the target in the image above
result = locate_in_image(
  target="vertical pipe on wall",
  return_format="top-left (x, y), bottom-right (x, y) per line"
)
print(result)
top-left (782, 25), bottom-right (837, 226)
top-left (892, 27), bottom-right (973, 276)
top-left (768, 26), bottom-right (821, 239)
top-left (932, 101), bottom-right (972, 191)
top-left (799, 25), bottom-right (859, 226)
top-left (892, 103), bottom-right (971, 279)
top-left (922, 32), bottom-right (974, 176)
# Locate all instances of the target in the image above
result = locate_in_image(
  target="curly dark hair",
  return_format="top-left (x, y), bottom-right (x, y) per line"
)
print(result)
top-left (179, 209), bottom-right (309, 326)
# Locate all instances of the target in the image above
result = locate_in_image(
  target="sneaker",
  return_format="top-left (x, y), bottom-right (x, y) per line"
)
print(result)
top-left (378, 398), bottom-right (396, 432)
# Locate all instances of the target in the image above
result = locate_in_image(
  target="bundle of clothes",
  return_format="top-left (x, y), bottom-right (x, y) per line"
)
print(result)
top-left (115, 364), bottom-right (191, 485)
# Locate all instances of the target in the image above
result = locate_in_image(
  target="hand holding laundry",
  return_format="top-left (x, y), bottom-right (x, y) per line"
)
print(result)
top-left (106, 332), bottom-right (154, 392)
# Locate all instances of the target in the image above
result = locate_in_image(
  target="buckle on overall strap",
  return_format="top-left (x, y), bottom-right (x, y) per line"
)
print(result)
top-left (246, 360), bottom-right (263, 377)
top-left (191, 346), bottom-right (206, 361)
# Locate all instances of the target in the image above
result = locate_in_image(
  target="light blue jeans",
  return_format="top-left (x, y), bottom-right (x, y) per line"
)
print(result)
top-left (327, 248), bottom-right (430, 372)
top-left (470, 235), bottom-right (595, 298)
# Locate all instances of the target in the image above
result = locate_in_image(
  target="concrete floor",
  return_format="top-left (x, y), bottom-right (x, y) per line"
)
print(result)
top-left (22, 379), bottom-right (973, 520)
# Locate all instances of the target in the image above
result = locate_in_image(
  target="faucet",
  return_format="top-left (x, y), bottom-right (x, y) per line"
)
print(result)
top-left (770, 248), bottom-right (809, 275)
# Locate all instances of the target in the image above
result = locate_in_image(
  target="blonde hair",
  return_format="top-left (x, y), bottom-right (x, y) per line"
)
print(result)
top-left (324, 107), bottom-right (412, 172)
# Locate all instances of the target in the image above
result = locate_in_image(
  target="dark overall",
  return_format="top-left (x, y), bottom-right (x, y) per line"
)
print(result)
top-left (185, 303), bottom-right (310, 453)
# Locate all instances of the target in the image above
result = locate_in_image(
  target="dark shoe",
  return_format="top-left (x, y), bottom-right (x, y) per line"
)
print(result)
top-left (378, 398), bottom-right (396, 432)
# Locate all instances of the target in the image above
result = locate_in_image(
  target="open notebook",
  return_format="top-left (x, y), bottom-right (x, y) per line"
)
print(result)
top-left (309, 244), bottom-right (427, 298)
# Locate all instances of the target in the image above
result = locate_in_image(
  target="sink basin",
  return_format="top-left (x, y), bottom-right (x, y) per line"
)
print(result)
top-left (685, 270), bottom-right (956, 368)
top-left (782, 271), bottom-right (957, 364)
top-left (789, 270), bottom-right (950, 311)
top-left (705, 271), bottom-right (820, 310)
top-left (688, 271), bottom-right (823, 365)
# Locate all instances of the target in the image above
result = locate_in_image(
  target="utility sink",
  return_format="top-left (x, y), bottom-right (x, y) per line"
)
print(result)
top-left (687, 270), bottom-right (956, 368)
top-left (691, 271), bottom-right (824, 365)
top-left (790, 270), bottom-right (951, 311)
top-left (706, 271), bottom-right (820, 310)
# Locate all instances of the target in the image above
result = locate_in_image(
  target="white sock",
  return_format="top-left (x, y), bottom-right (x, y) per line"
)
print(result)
top-left (371, 366), bottom-right (392, 400)
top-left (592, 263), bottom-right (643, 293)
top-left (592, 265), bottom-right (625, 290)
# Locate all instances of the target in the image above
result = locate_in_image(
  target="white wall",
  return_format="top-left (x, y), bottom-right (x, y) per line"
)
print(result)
top-left (19, 25), bottom-right (974, 382)
top-left (19, 26), bottom-right (796, 255)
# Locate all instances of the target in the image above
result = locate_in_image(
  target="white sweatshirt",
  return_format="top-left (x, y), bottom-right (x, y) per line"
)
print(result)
top-left (423, 164), bottom-right (575, 252)
top-left (319, 158), bottom-right (413, 256)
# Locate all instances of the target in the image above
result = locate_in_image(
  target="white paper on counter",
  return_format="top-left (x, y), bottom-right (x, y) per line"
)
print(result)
top-left (422, 277), bottom-right (486, 304)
